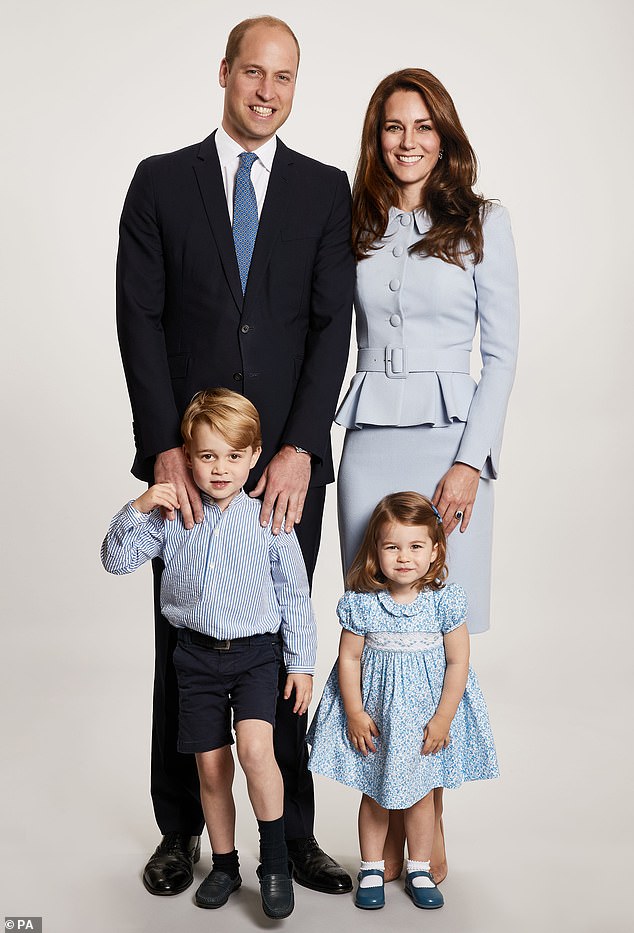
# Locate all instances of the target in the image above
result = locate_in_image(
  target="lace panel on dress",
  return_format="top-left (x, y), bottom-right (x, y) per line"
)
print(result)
top-left (365, 631), bottom-right (443, 651)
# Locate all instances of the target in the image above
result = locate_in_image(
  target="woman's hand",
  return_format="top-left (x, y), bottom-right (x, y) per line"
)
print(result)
top-left (347, 711), bottom-right (380, 756)
top-left (432, 463), bottom-right (481, 535)
top-left (422, 713), bottom-right (451, 756)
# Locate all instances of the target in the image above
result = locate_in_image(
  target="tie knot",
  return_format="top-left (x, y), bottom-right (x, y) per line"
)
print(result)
top-left (239, 151), bottom-right (258, 169)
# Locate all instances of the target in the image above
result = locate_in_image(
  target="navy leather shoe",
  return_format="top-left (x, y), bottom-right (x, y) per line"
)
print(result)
top-left (195, 869), bottom-right (241, 908)
top-left (256, 864), bottom-right (295, 919)
top-left (404, 871), bottom-right (444, 909)
top-left (354, 869), bottom-right (385, 909)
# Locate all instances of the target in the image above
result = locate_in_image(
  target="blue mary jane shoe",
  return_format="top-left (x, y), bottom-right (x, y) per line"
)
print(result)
top-left (404, 870), bottom-right (444, 909)
top-left (354, 869), bottom-right (385, 909)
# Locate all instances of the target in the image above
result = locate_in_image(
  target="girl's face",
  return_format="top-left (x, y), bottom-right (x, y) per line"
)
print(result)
top-left (377, 521), bottom-right (438, 600)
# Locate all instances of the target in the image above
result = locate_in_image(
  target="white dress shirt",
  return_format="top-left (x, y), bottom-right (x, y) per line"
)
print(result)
top-left (215, 124), bottom-right (277, 224)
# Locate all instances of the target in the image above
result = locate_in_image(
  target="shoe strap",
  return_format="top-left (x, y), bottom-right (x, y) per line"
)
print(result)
top-left (358, 869), bottom-right (384, 879)
top-left (407, 870), bottom-right (434, 881)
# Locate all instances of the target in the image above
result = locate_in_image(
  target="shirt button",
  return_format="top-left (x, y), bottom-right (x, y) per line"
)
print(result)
top-left (389, 313), bottom-right (402, 327)
top-left (389, 278), bottom-right (400, 291)
top-left (208, 563), bottom-right (214, 571)
top-left (393, 245), bottom-right (404, 257)
top-left (241, 324), bottom-right (250, 333)
top-left (400, 214), bottom-right (412, 226)
top-left (233, 372), bottom-right (242, 381)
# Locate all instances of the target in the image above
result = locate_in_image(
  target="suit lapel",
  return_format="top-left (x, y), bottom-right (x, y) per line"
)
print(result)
top-left (193, 132), bottom-right (244, 312)
top-left (244, 139), bottom-right (292, 302)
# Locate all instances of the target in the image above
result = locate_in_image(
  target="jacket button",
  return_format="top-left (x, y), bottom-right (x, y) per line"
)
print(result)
top-left (389, 314), bottom-right (402, 327)
top-left (400, 214), bottom-right (412, 226)
top-left (389, 278), bottom-right (400, 291)
top-left (241, 324), bottom-right (250, 333)
top-left (233, 372), bottom-right (242, 381)
top-left (393, 245), bottom-right (404, 257)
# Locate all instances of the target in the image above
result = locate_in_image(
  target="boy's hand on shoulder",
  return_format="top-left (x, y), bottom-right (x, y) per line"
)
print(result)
top-left (347, 711), bottom-right (380, 756)
top-left (422, 714), bottom-right (451, 756)
top-left (133, 483), bottom-right (179, 516)
top-left (284, 673), bottom-right (313, 715)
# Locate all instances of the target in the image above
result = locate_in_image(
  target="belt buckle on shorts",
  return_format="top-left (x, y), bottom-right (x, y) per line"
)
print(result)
top-left (215, 639), bottom-right (231, 651)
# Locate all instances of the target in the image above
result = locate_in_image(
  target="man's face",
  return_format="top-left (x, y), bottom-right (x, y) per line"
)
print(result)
top-left (219, 24), bottom-right (298, 150)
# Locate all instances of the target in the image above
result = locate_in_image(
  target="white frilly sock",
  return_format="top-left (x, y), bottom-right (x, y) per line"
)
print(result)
top-left (359, 860), bottom-right (384, 887)
top-left (407, 859), bottom-right (435, 888)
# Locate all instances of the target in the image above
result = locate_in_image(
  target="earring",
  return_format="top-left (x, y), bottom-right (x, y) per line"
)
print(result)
top-left (438, 149), bottom-right (444, 160)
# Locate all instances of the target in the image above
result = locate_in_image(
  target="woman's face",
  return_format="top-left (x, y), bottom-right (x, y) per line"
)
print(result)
top-left (380, 89), bottom-right (442, 206)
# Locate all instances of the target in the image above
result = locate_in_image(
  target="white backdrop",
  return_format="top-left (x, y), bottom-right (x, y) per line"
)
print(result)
top-left (1, 1), bottom-right (632, 931)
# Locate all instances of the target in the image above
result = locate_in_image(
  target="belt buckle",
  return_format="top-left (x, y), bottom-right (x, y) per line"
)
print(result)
top-left (385, 345), bottom-right (408, 379)
top-left (215, 639), bottom-right (231, 651)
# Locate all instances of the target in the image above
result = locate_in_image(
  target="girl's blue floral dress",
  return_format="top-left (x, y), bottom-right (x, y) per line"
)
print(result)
top-left (307, 584), bottom-right (499, 809)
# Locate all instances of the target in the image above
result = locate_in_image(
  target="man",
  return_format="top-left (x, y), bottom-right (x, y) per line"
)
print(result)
top-left (116, 15), bottom-right (354, 899)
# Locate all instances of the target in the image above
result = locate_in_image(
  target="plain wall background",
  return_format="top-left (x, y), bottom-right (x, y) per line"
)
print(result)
top-left (1, 1), bottom-right (632, 931)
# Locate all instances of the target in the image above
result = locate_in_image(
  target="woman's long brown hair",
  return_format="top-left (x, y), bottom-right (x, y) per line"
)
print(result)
top-left (352, 68), bottom-right (488, 267)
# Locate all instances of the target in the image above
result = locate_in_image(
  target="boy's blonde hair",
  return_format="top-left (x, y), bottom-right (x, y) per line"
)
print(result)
top-left (181, 388), bottom-right (262, 451)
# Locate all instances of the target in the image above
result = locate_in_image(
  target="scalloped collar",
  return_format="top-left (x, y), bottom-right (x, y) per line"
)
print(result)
top-left (377, 588), bottom-right (430, 616)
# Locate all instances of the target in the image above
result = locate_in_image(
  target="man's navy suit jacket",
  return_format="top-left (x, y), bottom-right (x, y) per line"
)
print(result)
top-left (116, 131), bottom-right (354, 486)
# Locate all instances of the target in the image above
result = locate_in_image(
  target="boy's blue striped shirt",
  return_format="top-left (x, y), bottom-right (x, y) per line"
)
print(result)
top-left (101, 490), bottom-right (317, 673)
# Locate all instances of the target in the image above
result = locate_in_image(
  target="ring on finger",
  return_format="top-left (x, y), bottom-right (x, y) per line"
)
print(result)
top-left (454, 510), bottom-right (464, 521)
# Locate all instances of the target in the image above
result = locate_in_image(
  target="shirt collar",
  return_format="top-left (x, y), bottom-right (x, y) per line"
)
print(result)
top-left (215, 124), bottom-right (277, 174)
top-left (201, 488), bottom-right (248, 511)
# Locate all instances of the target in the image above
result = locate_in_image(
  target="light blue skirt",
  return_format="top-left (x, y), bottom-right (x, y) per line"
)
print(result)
top-left (337, 423), bottom-right (494, 634)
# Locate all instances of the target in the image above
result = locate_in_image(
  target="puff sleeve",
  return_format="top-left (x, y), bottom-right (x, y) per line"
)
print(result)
top-left (336, 591), bottom-right (367, 635)
top-left (436, 583), bottom-right (468, 635)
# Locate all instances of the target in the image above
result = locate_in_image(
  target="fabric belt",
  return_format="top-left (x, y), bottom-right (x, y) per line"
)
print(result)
top-left (357, 347), bottom-right (471, 380)
top-left (184, 629), bottom-right (278, 652)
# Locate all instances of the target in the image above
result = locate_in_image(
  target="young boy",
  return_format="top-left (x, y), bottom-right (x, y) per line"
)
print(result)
top-left (101, 388), bottom-right (316, 920)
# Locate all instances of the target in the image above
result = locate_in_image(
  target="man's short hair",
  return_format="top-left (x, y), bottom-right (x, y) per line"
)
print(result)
top-left (181, 388), bottom-right (262, 451)
top-left (224, 15), bottom-right (300, 69)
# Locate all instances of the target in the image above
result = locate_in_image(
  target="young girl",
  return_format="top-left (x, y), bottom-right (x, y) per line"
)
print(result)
top-left (307, 492), bottom-right (498, 910)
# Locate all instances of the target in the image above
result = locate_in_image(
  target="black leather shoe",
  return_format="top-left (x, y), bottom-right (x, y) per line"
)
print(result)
top-left (287, 836), bottom-right (353, 894)
top-left (195, 868), bottom-right (241, 908)
top-left (256, 864), bottom-right (294, 919)
top-left (142, 833), bottom-right (201, 896)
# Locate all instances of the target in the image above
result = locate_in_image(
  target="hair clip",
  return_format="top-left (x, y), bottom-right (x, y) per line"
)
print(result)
top-left (430, 503), bottom-right (443, 524)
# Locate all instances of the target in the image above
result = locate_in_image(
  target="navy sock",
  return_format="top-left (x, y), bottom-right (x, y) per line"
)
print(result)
top-left (212, 848), bottom-right (240, 879)
top-left (258, 817), bottom-right (289, 876)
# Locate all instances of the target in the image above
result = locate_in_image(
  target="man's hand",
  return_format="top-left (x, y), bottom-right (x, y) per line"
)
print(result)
top-left (154, 447), bottom-right (203, 529)
top-left (283, 673), bottom-right (313, 715)
top-left (250, 445), bottom-right (311, 534)
top-left (133, 483), bottom-right (179, 515)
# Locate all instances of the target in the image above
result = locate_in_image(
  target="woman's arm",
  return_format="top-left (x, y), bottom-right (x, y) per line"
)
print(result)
top-left (422, 624), bottom-right (470, 755)
top-left (338, 628), bottom-right (379, 756)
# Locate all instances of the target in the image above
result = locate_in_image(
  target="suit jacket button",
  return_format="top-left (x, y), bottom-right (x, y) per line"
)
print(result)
top-left (233, 372), bottom-right (243, 381)
top-left (241, 324), bottom-right (250, 333)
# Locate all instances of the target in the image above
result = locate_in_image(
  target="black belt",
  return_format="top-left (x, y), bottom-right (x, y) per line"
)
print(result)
top-left (185, 629), bottom-right (278, 652)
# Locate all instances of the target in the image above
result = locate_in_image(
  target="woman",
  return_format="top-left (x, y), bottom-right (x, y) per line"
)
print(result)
top-left (336, 69), bottom-right (519, 883)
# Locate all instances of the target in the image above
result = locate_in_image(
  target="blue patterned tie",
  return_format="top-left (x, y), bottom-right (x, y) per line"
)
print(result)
top-left (233, 151), bottom-right (259, 293)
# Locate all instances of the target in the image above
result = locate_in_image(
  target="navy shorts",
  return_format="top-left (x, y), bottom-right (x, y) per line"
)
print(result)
top-left (173, 628), bottom-right (282, 754)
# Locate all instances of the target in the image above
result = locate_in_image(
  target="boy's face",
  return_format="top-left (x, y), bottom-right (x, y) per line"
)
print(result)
top-left (184, 422), bottom-right (261, 511)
